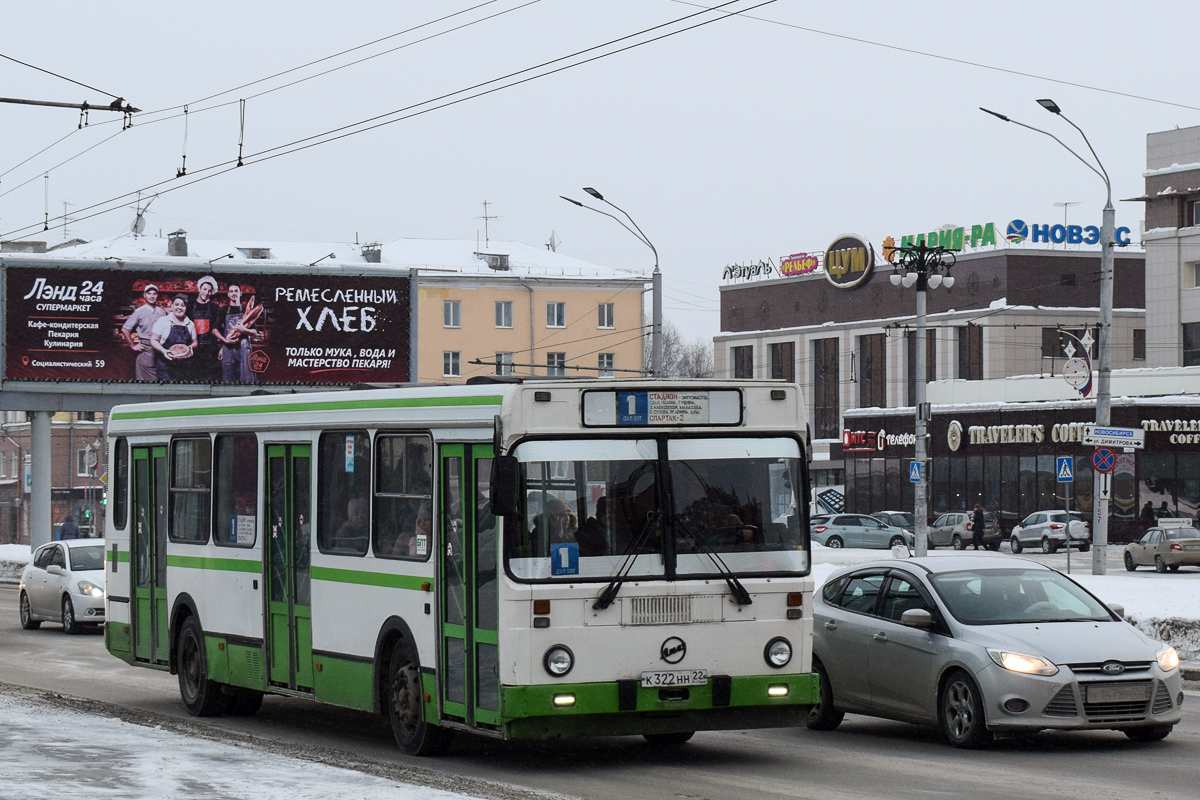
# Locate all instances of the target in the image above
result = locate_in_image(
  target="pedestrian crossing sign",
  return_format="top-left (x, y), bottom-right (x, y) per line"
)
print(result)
top-left (1056, 456), bottom-right (1074, 482)
top-left (909, 461), bottom-right (922, 482)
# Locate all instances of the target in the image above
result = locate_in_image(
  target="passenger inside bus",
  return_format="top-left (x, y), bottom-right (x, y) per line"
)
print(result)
top-left (576, 495), bottom-right (611, 557)
top-left (387, 501), bottom-right (431, 558)
top-left (531, 496), bottom-right (578, 547)
top-left (334, 497), bottom-right (370, 552)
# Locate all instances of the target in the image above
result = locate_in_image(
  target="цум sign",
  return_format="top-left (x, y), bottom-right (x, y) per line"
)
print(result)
top-left (824, 235), bottom-right (874, 290)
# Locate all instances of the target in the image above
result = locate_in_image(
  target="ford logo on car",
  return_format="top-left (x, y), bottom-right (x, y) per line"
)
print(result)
top-left (660, 636), bottom-right (687, 664)
top-left (1101, 661), bottom-right (1126, 675)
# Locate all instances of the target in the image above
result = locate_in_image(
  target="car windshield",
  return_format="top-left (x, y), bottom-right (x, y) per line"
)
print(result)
top-left (69, 545), bottom-right (105, 571)
top-left (505, 437), bottom-right (808, 581)
top-left (929, 567), bottom-right (1111, 624)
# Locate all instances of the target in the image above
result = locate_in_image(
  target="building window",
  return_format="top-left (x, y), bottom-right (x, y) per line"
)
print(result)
top-left (169, 438), bottom-right (212, 544)
top-left (905, 329), bottom-right (937, 407)
top-left (495, 352), bottom-right (513, 376)
top-left (443, 351), bottom-right (461, 377)
top-left (857, 334), bottom-right (886, 408)
top-left (598, 353), bottom-right (614, 377)
top-left (1184, 323), bottom-right (1200, 366)
top-left (495, 301), bottom-right (513, 329)
top-left (813, 338), bottom-right (839, 440)
top-left (443, 300), bottom-right (460, 328)
top-left (597, 303), bottom-right (615, 329)
top-left (76, 448), bottom-right (98, 477)
top-left (732, 345), bottom-right (753, 379)
top-left (547, 352), bottom-right (566, 376)
top-left (957, 325), bottom-right (983, 380)
top-left (1133, 329), bottom-right (1146, 361)
top-left (546, 302), bottom-right (566, 328)
top-left (769, 341), bottom-right (795, 382)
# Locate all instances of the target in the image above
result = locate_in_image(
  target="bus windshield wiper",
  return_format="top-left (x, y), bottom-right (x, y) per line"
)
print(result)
top-left (594, 510), bottom-right (660, 611)
top-left (683, 527), bottom-right (753, 606)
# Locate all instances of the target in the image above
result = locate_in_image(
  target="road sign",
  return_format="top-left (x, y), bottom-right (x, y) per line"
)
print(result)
top-left (909, 461), bottom-right (922, 482)
top-left (1082, 425), bottom-right (1144, 449)
top-left (1056, 457), bottom-right (1074, 482)
top-left (1092, 448), bottom-right (1116, 473)
top-left (1099, 472), bottom-right (1112, 501)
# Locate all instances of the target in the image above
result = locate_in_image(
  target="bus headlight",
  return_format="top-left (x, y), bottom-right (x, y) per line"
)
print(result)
top-left (764, 637), bottom-right (792, 669)
top-left (543, 645), bottom-right (575, 677)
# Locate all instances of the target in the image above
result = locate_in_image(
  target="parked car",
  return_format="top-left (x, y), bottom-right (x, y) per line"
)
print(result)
top-left (1124, 519), bottom-right (1200, 572)
top-left (18, 538), bottom-right (106, 633)
top-left (871, 511), bottom-right (915, 534)
top-left (1010, 511), bottom-right (1090, 554)
top-left (807, 554), bottom-right (1183, 747)
top-left (928, 511), bottom-right (1001, 551)
top-left (811, 514), bottom-right (914, 550)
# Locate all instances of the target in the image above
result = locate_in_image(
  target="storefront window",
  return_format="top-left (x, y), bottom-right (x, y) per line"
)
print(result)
top-left (1000, 455), bottom-right (1018, 524)
top-left (1178, 454), bottom-right (1200, 522)
top-left (885, 458), bottom-right (902, 512)
top-left (950, 457), bottom-right (966, 511)
top-left (1113, 452), bottom-right (1137, 523)
top-left (1073, 456), bottom-right (1093, 516)
top-left (932, 458), bottom-right (949, 515)
top-left (1139, 453), bottom-right (1176, 521)
top-left (1018, 456), bottom-right (1036, 519)
top-left (983, 457), bottom-right (1001, 514)
top-left (966, 456), bottom-right (983, 509)
top-left (1037, 454), bottom-right (1056, 510)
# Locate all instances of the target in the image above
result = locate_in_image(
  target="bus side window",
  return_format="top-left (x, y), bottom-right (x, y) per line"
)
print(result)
top-left (214, 434), bottom-right (258, 547)
top-left (112, 438), bottom-right (129, 530)
top-left (169, 437), bottom-right (212, 544)
top-left (318, 431), bottom-right (371, 556)
top-left (373, 434), bottom-right (433, 560)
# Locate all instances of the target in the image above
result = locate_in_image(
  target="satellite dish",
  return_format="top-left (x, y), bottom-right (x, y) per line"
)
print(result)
top-left (130, 193), bottom-right (157, 237)
top-left (131, 215), bottom-right (146, 234)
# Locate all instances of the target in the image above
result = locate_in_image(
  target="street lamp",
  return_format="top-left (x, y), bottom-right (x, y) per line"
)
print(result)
top-left (561, 188), bottom-right (662, 376)
top-left (888, 241), bottom-right (957, 557)
top-left (981, 100), bottom-right (1115, 576)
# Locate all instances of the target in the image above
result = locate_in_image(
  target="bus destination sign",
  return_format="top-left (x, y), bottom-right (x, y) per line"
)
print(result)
top-left (618, 391), bottom-right (710, 425)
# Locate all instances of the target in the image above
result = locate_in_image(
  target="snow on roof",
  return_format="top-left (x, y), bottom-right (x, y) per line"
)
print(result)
top-left (1144, 161), bottom-right (1200, 177)
top-left (6, 233), bottom-right (646, 280)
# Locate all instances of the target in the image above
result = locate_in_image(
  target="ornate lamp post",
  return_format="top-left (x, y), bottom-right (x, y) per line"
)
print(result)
top-left (981, 100), bottom-right (1115, 575)
top-left (888, 241), bottom-right (958, 557)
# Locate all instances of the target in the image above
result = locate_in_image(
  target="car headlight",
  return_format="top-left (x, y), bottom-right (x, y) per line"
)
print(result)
top-left (543, 645), bottom-right (574, 677)
top-left (987, 648), bottom-right (1058, 676)
top-left (764, 637), bottom-right (792, 668)
top-left (1156, 646), bottom-right (1180, 672)
top-left (77, 580), bottom-right (104, 598)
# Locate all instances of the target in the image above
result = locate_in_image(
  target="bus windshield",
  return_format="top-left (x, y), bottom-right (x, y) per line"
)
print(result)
top-left (505, 437), bottom-right (807, 581)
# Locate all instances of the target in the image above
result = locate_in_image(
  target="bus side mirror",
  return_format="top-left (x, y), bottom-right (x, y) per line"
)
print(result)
top-left (490, 456), bottom-right (520, 517)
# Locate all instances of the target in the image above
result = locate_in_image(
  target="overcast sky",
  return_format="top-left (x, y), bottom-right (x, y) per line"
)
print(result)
top-left (1, 1), bottom-right (1196, 341)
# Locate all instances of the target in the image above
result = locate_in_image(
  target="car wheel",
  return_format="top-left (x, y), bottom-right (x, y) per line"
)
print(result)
top-left (825, 536), bottom-right (843, 549)
top-left (643, 731), bottom-right (695, 744)
top-left (19, 592), bottom-right (40, 630)
top-left (1155, 555), bottom-right (1167, 573)
top-left (1124, 724), bottom-right (1172, 742)
top-left (806, 661), bottom-right (844, 731)
top-left (1010, 536), bottom-right (1023, 554)
top-left (889, 536), bottom-right (906, 549)
top-left (1169, 563), bottom-right (1180, 572)
top-left (178, 616), bottom-right (227, 717)
top-left (387, 638), bottom-right (453, 756)
top-left (952, 535), bottom-right (965, 551)
top-left (225, 690), bottom-right (265, 716)
top-left (987, 541), bottom-right (1001, 552)
top-left (1124, 552), bottom-right (1137, 571)
top-left (940, 671), bottom-right (992, 749)
top-left (1041, 537), bottom-right (1057, 554)
top-left (61, 596), bottom-right (79, 635)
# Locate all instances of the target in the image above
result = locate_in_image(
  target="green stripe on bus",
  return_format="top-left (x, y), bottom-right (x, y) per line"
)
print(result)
top-left (110, 395), bottom-right (504, 421)
top-left (311, 566), bottom-right (427, 591)
top-left (108, 550), bottom-right (130, 563)
top-left (165, 554), bottom-right (262, 573)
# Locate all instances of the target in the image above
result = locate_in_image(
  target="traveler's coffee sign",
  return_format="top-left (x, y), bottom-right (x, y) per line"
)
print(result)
top-left (824, 235), bottom-right (874, 290)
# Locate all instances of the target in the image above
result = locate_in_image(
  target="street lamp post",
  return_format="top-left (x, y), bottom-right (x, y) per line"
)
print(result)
top-left (981, 100), bottom-right (1114, 575)
top-left (561, 189), bottom-right (662, 376)
top-left (888, 241), bottom-right (958, 558)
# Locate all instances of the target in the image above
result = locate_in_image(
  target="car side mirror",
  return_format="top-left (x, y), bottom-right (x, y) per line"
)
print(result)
top-left (47, 564), bottom-right (63, 576)
top-left (900, 608), bottom-right (934, 629)
top-left (1108, 603), bottom-right (1124, 620)
top-left (490, 455), bottom-right (520, 517)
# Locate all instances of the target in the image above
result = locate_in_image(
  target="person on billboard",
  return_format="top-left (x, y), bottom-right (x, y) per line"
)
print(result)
top-left (150, 294), bottom-right (198, 381)
top-left (120, 284), bottom-right (165, 381)
top-left (216, 283), bottom-right (260, 383)
top-left (189, 275), bottom-right (222, 382)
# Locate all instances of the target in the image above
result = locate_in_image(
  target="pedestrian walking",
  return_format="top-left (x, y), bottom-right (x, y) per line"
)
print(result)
top-left (971, 504), bottom-right (985, 550)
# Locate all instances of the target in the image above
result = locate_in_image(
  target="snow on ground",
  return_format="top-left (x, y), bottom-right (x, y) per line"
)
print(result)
top-left (0, 691), bottom-right (483, 800)
top-left (0, 543), bottom-right (32, 563)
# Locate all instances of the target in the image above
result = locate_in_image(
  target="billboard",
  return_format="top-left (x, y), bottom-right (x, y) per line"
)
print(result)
top-left (4, 266), bottom-right (412, 385)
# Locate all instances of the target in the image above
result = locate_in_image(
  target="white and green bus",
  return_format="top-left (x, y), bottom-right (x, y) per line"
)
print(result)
top-left (103, 380), bottom-right (816, 754)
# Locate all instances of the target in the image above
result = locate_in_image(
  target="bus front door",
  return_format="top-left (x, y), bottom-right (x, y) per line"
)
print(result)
top-left (439, 444), bottom-right (500, 728)
top-left (131, 446), bottom-right (169, 665)
top-left (265, 444), bottom-right (314, 691)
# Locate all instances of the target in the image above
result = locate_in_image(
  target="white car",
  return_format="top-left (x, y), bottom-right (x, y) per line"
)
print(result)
top-left (18, 539), bottom-right (107, 633)
top-left (1010, 511), bottom-right (1090, 554)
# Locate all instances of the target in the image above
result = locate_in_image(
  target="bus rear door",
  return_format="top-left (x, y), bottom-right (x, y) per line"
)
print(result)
top-left (131, 445), bottom-right (169, 665)
top-left (265, 444), bottom-right (314, 691)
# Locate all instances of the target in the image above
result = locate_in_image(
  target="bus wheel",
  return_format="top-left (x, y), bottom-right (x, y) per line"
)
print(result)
top-left (388, 640), bottom-right (453, 756)
top-left (225, 690), bottom-right (265, 716)
top-left (643, 731), bottom-right (694, 744)
top-left (178, 616), bottom-right (227, 717)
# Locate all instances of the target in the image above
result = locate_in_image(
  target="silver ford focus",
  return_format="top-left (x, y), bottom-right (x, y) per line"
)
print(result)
top-left (807, 554), bottom-right (1183, 747)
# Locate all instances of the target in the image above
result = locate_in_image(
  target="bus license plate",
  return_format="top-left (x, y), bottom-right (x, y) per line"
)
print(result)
top-left (640, 670), bottom-right (708, 688)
